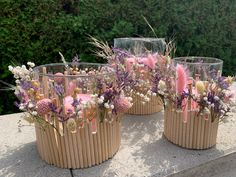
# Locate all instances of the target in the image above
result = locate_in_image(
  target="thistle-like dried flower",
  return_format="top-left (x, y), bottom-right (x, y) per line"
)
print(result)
top-left (114, 96), bottom-right (132, 113)
top-left (36, 98), bottom-right (52, 115)
top-left (196, 81), bottom-right (205, 95)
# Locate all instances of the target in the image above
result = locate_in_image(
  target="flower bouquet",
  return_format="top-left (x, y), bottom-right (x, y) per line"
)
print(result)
top-left (93, 37), bottom-right (172, 115)
top-left (153, 57), bottom-right (235, 149)
top-left (9, 58), bottom-right (132, 168)
top-left (114, 38), bottom-right (168, 115)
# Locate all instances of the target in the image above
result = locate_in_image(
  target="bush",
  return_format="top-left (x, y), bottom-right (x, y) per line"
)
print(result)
top-left (0, 0), bottom-right (236, 114)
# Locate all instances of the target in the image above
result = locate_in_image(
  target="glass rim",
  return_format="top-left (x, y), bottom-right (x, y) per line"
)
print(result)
top-left (172, 56), bottom-right (223, 66)
top-left (114, 37), bottom-right (165, 42)
top-left (33, 62), bottom-right (114, 78)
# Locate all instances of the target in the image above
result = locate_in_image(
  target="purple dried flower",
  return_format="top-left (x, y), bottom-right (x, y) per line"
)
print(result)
top-left (72, 98), bottom-right (80, 107)
top-left (112, 48), bottom-right (131, 65)
top-left (115, 65), bottom-right (136, 90)
top-left (20, 81), bottom-right (32, 90)
top-left (54, 84), bottom-right (64, 96)
top-left (49, 102), bottom-right (58, 113)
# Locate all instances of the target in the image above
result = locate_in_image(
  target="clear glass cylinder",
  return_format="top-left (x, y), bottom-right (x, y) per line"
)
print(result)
top-left (114, 37), bottom-right (166, 55)
top-left (172, 57), bottom-right (223, 80)
top-left (33, 62), bottom-right (114, 95)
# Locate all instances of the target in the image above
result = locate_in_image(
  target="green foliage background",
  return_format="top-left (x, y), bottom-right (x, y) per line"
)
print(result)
top-left (0, 0), bottom-right (236, 114)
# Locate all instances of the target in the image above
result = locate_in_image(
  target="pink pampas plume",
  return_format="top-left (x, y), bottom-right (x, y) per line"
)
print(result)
top-left (176, 64), bottom-right (187, 94)
top-left (139, 54), bottom-right (157, 69)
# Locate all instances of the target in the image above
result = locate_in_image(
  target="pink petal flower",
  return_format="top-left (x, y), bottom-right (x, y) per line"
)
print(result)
top-left (64, 94), bottom-right (92, 114)
top-left (64, 102), bottom-right (74, 114)
top-left (176, 64), bottom-right (187, 94)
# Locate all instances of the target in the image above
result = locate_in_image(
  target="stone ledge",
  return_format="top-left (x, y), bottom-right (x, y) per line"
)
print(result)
top-left (0, 111), bottom-right (236, 177)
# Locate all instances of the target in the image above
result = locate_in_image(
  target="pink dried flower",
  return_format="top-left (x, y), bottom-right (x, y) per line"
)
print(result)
top-left (68, 80), bottom-right (77, 95)
top-left (114, 96), bottom-right (132, 113)
top-left (125, 57), bottom-right (136, 71)
top-left (36, 98), bottom-right (52, 115)
top-left (64, 96), bottom-right (75, 114)
top-left (64, 103), bottom-right (74, 115)
top-left (139, 54), bottom-right (157, 69)
top-left (176, 64), bottom-right (187, 94)
top-left (54, 72), bottom-right (64, 84)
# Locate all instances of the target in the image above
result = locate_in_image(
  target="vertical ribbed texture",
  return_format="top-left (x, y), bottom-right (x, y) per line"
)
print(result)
top-left (34, 119), bottom-right (121, 169)
top-left (127, 95), bottom-right (163, 115)
top-left (164, 105), bottom-right (219, 150)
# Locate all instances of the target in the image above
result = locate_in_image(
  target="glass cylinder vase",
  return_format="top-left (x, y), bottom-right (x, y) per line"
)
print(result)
top-left (32, 63), bottom-right (122, 168)
top-left (114, 37), bottom-right (166, 115)
top-left (164, 57), bottom-right (224, 149)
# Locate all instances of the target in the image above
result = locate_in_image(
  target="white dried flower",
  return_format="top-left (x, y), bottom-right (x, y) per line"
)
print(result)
top-left (110, 105), bottom-right (114, 109)
top-left (8, 65), bottom-right (13, 71)
top-left (203, 97), bottom-right (208, 101)
top-left (28, 103), bottom-right (34, 108)
top-left (32, 111), bottom-right (38, 116)
top-left (98, 98), bottom-right (104, 104)
top-left (21, 65), bottom-right (26, 70)
top-left (152, 92), bottom-right (157, 96)
top-left (19, 104), bottom-right (25, 110)
top-left (214, 96), bottom-right (219, 101)
top-left (147, 90), bottom-right (152, 95)
top-left (27, 62), bottom-right (35, 67)
top-left (128, 97), bottom-right (133, 101)
top-left (104, 103), bottom-right (110, 109)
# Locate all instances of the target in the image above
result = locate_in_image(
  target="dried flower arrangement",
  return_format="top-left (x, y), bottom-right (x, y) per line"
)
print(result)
top-left (91, 37), bottom-right (175, 115)
top-left (149, 57), bottom-right (236, 149)
top-left (8, 56), bottom-right (133, 168)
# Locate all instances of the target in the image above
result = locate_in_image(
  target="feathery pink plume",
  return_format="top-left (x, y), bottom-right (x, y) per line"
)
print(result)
top-left (176, 64), bottom-right (187, 94)
top-left (139, 54), bottom-right (157, 69)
